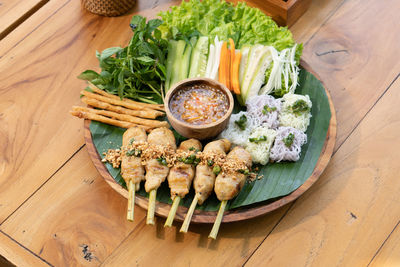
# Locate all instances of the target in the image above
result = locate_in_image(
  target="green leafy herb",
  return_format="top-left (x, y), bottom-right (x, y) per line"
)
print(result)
top-left (178, 154), bottom-right (200, 165)
top-left (291, 100), bottom-right (310, 115)
top-left (238, 169), bottom-right (250, 175)
top-left (249, 135), bottom-right (267, 143)
top-left (283, 133), bottom-right (295, 147)
top-left (234, 114), bottom-right (247, 130)
top-left (126, 149), bottom-right (141, 157)
top-left (207, 159), bottom-right (214, 166)
top-left (193, 157), bottom-right (201, 166)
top-left (156, 157), bottom-right (168, 166)
top-left (129, 138), bottom-right (135, 145)
top-left (213, 165), bottom-right (221, 175)
top-left (188, 147), bottom-right (200, 152)
top-left (262, 105), bottom-right (277, 115)
top-left (78, 15), bottom-right (168, 104)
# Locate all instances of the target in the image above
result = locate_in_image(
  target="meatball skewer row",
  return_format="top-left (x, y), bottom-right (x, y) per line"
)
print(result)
top-left (121, 127), bottom-right (147, 221)
top-left (144, 127), bottom-right (177, 225)
top-left (209, 146), bottom-right (252, 239)
top-left (180, 139), bottom-right (231, 233)
top-left (164, 139), bottom-right (203, 227)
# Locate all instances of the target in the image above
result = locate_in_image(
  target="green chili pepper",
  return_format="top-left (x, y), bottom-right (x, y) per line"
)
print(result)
top-left (213, 165), bottom-right (221, 175)
top-left (283, 133), bottom-right (295, 147)
top-left (249, 135), bottom-right (267, 143)
top-left (234, 115), bottom-right (247, 130)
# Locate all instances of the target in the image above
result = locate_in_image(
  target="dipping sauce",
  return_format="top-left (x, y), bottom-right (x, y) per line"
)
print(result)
top-left (169, 84), bottom-right (229, 125)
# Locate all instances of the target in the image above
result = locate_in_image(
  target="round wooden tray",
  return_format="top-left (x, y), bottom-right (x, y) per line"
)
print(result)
top-left (84, 60), bottom-right (336, 223)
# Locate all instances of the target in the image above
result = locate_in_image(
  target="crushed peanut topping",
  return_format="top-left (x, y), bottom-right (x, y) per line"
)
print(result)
top-left (103, 141), bottom-right (258, 181)
top-left (102, 148), bottom-right (122, 168)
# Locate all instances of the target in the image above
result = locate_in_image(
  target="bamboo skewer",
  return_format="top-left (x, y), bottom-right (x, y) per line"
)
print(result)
top-left (147, 189), bottom-right (157, 225)
top-left (164, 196), bottom-right (181, 227)
top-left (209, 200), bottom-right (227, 239)
top-left (127, 180), bottom-right (135, 221)
top-left (180, 193), bottom-right (199, 233)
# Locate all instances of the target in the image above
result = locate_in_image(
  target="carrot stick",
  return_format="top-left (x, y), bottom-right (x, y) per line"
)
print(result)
top-left (226, 51), bottom-right (231, 91)
top-left (232, 51), bottom-right (242, 95)
top-left (219, 42), bottom-right (228, 88)
top-left (228, 38), bottom-right (235, 91)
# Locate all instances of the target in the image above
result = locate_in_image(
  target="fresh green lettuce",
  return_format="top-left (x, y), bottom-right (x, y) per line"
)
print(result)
top-left (158, 0), bottom-right (298, 53)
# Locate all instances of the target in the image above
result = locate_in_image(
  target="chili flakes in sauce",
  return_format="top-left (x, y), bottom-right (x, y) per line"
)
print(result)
top-left (170, 84), bottom-right (229, 125)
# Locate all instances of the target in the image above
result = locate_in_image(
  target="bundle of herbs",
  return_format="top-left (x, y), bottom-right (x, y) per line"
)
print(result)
top-left (78, 15), bottom-right (168, 104)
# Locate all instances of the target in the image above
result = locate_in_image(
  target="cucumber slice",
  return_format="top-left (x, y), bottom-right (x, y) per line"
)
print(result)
top-left (188, 36), bottom-right (209, 78)
top-left (170, 40), bottom-right (186, 88)
top-left (180, 37), bottom-right (197, 80)
top-left (165, 40), bottom-right (178, 92)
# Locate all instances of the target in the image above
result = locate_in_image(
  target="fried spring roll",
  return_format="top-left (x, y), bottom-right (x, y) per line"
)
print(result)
top-left (81, 90), bottom-right (155, 111)
top-left (72, 106), bottom-right (169, 128)
top-left (87, 83), bottom-right (165, 111)
top-left (70, 109), bottom-right (150, 131)
top-left (82, 97), bottom-right (164, 119)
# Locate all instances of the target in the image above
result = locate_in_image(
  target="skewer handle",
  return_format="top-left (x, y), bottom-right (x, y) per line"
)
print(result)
top-left (180, 193), bottom-right (199, 233)
top-left (164, 196), bottom-right (181, 227)
top-left (127, 181), bottom-right (135, 221)
top-left (209, 200), bottom-right (227, 239)
top-left (147, 189), bottom-right (157, 225)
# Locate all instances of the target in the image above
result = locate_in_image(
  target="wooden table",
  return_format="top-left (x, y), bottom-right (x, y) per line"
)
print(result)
top-left (1, 0), bottom-right (399, 266)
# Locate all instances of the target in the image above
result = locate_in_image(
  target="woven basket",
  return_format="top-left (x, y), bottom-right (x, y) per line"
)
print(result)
top-left (82, 0), bottom-right (135, 17)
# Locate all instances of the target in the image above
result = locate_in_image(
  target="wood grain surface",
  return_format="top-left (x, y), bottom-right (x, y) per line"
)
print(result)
top-left (370, 221), bottom-right (400, 266)
top-left (1, 0), bottom-right (400, 265)
top-left (84, 60), bottom-right (336, 223)
top-left (0, 231), bottom-right (49, 266)
top-left (301, 0), bottom-right (400, 151)
top-left (0, 0), bottom-right (48, 40)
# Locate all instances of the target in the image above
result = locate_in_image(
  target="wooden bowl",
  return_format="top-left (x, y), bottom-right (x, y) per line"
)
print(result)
top-left (164, 78), bottom-right (234, 140)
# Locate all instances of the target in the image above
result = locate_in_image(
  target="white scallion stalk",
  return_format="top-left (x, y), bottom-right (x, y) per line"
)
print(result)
top-left (260, 46), bottom-right (280, 95)
top-left (205, 44), bottom-right (215, 78)
top-left (260, 44), bottom-right (300, 96)
top-left (210, 36), bottom-right (223, 80)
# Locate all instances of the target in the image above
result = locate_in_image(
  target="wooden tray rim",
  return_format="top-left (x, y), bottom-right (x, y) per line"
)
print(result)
top-left (83, 59), bottom-right (337, 223)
